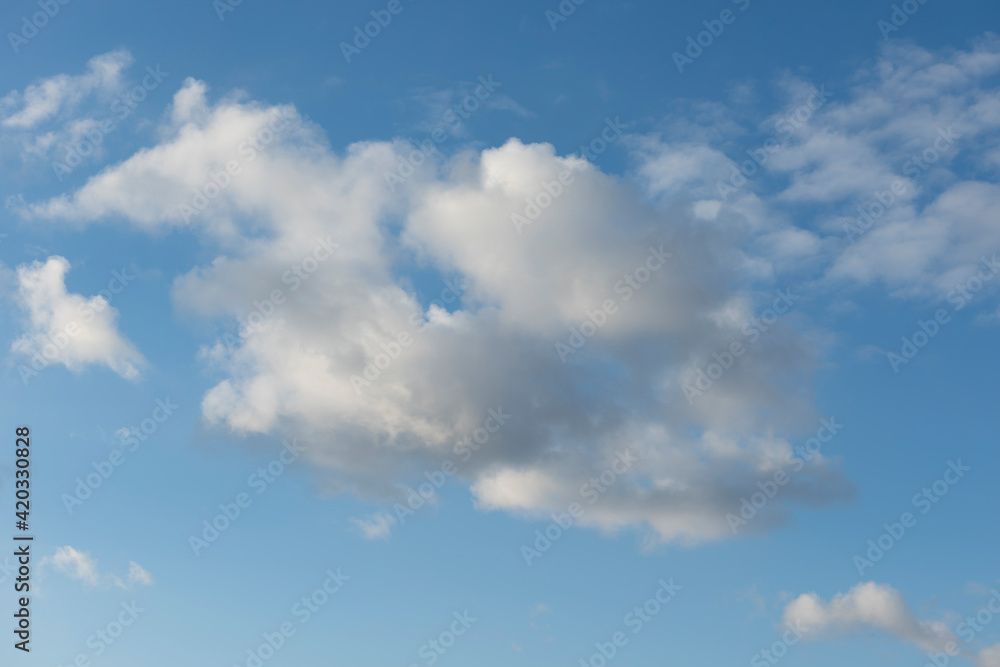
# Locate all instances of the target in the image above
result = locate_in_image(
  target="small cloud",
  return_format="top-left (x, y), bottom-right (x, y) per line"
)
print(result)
top-left (127, 561), bottom-right (155, 586)
top-left (410, 81), bottom-right (533, 137)
top-left (727, 80), bottom-right (758, 107)
top-left (47, 546), bottom-right (100, 586)
top-left (530, 603), bottom-right (551, 617)
top-left (323, 76), bottom-right (343, 87)
top-left (351, 511), bottom-right (396, 540)
top-left (735, 584), bottom-right (767, 616)
top-left (965, 581), bottom-right (991, 596)
top-left (782, 581), bottom-right (954, 654)
top-left (973, 308), bottom-right (1000, 326)
top-left (45, 546), bottom-right (153, 590)
top-left (854, 344), bottom-right (888, 361)
top-left (11, 255), bottom-right (145, 380)
top-left (484, 95), bottom-right (534, 118)
top-left (0, 48), bottom-right (133, 129)
top-left (529, 602), bottom-right (552, 630)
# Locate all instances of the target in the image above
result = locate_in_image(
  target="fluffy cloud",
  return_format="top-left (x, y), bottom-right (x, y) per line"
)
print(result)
top-left (783, 582), bottom-right (955, 653)
top-left (783, 582), bottom-right (1000, 665)
top-left (21, 76), bottom-right (849, 545)
top-left (11, 256), bottom-right (144, 380)
top-left (25, 37), bottom-right (1000, 546)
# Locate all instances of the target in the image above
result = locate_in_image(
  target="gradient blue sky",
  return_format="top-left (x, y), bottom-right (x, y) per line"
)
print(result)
top-left (1, 1), bottom-right (999, 666)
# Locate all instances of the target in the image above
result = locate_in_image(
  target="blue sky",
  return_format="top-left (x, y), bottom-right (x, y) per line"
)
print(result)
top-left (1, 0), bottom-right (999, 665)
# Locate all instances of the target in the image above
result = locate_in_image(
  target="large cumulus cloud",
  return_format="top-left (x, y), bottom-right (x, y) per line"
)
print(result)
top-left (31, 37), bottom-right (1000, 544)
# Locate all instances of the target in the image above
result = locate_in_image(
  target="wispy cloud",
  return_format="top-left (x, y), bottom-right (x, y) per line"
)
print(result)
top-left (351, 511), bottom-right (397, 540)
top-left (44, 546), bottom-right (154, 590)
top-left (1, 49), bottom-right (132, 129)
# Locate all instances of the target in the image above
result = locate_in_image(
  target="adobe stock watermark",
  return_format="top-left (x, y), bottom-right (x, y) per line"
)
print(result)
top-left (521, 449), bottom-right (639, 566)
top-left (844, 127), bottom-right (959, 243)
top-left (923, 588), bottom-right (1000, 667)
top-left (925, 589), bottom-right (1000, 667)
top-left (7, 0), bottom-right (73, 53)
top-left (886, 308), bottom-right (952, 373)
top-left (920, 587), bottom-right (1000, 667)
top-left (683, 286), bottom-right (799, 403)
top-left (749, 620), bottom-right (806, 667)
top-left (0, 556), bottom-right (17, 587)
top-left (213, 0), bottom-right (247, 21)
top-left (878, 0), bottom-right (931, 40)
top-left (384, 75), bottom-right (503, 192)
top-left (888, 254), bottom-right (999, 373)
top-left (232, 567), bottom-right (349, 667)
top-left (408, 611), bottom-right (477, 667)
top-left (555, 245), bottom-right (672, 363)
top-left (545, 0), bottom-right (587, 31)
top-left (55, 601), bottom-right (145, 666)
top-left (853, 459), bottom-right (969, 575)
top-left (510, 168), bottom-right (574, 234)
top-left (178, 108), bottom-right (294, 222)
top-left (946, 254), bottom-right (1000, 312)
top-left (188, 438), bottom-right (307, 556)
top-left (672, 0), bottom-right (752, 73)
top-left (511, 116), bottom-right (628, 234)
top-left (340, 0), bottom-right (417, 63)
top-left (576, 116), bottom-right (628, 163)
top-left (716, 86), bottom-right (832, 201)
top-left (578, 578), bottom-right (682, 667)
top-left (52, 65), bottom-right (169, 181)
top-left (18, 265), bottom-right (138, 385)
top-left (62, 398), bottom-right (179, 514)
top-left (726, 417), bottom-right (844, 533)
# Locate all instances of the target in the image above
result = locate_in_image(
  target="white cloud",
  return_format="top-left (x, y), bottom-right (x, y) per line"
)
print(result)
top-left (20, 77), bottom-right (849, 545)
top-left (11, 256), bottom-right (145, 380)
top-left (782, 582), bottom-right (1000, 666)
top-left (1, 49), bottom-right (132, 129)
top-left (782, 582), bottom-right (955, 654)
top-left (351, 511), bottom-right (397, 540)
top-left (127, 561), bottom-right (155, 586)
top-left (45, 547), bottom-right (153, 590)
top-left (47, 546), bottom-right (100, 586)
